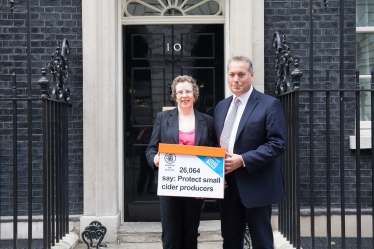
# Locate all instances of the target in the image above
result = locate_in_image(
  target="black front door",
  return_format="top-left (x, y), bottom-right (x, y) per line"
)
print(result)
top-left (123, 24), bottom-right (224, 221)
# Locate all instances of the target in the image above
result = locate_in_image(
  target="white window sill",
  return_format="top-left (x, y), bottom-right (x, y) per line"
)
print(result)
top-left (349, 121), bottom-right (372, 149)
top-left (349, 136), bottom-right (372, 149)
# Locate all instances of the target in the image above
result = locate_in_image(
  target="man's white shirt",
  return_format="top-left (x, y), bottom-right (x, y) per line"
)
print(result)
top-left (225, 86), bottom-right (253, 155)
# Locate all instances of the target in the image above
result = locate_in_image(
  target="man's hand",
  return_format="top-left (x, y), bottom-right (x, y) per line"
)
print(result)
top-left (224, 152), bottom-right (243, 174)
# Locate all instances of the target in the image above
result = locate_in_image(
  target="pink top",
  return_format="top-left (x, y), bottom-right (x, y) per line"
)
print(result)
top-left (179, 130), bottom-right (195, 145)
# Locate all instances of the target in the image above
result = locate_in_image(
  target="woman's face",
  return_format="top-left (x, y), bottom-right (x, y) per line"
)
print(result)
top-left (175, 81), bottom-right (195, 110)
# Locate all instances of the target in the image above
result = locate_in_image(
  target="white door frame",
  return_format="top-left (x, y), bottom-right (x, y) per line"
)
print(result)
top-left (81, 0), bottom-right (264, 242)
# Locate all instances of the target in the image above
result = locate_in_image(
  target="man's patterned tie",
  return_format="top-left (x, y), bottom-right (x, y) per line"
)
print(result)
top-left (220, 97), bottom-right (241, 150)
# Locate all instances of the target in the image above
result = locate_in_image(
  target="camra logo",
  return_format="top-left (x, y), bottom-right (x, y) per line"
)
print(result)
top-left (164, 153), bottom-right (176, 164)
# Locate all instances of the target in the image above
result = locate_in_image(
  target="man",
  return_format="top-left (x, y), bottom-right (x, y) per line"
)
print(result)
top-left (213, 56), bottom-right (286, 249)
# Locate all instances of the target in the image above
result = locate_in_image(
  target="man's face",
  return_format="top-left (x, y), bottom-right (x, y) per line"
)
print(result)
top-left (227, 60), bottom-right (254, 97)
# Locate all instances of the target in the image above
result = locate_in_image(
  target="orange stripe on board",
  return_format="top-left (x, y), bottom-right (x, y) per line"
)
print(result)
top-left (159, 143), bottom-right (225, 157)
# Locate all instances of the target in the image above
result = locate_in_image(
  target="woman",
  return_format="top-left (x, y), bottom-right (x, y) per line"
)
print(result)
top-left (145, 75), bottom-right (214, 249)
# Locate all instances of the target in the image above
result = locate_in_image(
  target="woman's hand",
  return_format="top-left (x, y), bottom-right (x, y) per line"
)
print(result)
top-left (154, 153), bottom-right (160, 167)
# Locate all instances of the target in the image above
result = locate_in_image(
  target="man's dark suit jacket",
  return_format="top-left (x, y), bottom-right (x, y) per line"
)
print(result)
top-left (213, 88), bottom-right (286, 208)
top-left (146, 108), bottom-right (214, 171)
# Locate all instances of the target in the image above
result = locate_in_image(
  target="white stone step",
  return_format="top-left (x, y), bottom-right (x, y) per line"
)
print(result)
top-left (118, 221), bottom-right (222, 243)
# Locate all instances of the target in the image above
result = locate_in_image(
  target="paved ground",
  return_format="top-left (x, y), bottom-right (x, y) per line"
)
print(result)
top-left (74, 221), bottom-right (223, 249)
top-left (73, 221), bottom-right (293, 249)
top-left (74, 241), bottom-right (222, 249)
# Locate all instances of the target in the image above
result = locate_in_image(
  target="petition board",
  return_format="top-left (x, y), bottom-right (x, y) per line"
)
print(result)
top-left (157, 143), bottom-right (225, 198)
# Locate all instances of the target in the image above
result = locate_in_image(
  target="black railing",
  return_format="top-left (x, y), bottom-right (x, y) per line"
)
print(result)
top-left (0, 72), bottom-right (71, 249)
top-left (278, 69), bottom-right (374, 249)
top-left (2, 2), bottom-right (71, 247)
top-left (42, 98), bottom-right (70, 249)
top-left (278, 89), bottom-right (301, 248)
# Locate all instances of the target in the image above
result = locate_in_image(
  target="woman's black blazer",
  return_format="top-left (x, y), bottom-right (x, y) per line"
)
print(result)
top-left (145, 107), bottom-right (214, 170)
